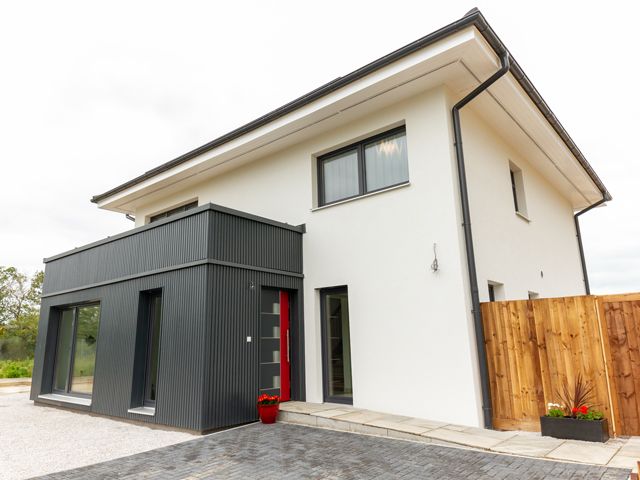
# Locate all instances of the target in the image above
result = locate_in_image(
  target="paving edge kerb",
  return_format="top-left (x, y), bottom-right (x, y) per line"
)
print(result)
top-left (279, 410), bottom-right (478, 450)
top-left (277, 402), bottom-right (639, 472)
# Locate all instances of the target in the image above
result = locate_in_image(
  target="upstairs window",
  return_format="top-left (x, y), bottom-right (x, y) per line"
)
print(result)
top-left (149, 201), bottom-right (198, 223)
top-left (509, 162), bottom-right (528, 217)
top-left (318, 126), bottom-right (409, 206)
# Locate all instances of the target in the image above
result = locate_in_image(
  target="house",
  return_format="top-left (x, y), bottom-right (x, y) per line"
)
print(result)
top-left (31, 9), bottom-right (610, 432)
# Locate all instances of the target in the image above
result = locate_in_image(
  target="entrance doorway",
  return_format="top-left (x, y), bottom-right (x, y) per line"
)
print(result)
top-left (320, 287), bottom-right (353, 404)
top-left (259, 288), bottom-right (291, 401)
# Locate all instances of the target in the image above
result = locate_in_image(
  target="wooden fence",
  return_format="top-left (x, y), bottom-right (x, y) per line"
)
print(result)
top-left (481, 293), bottom-right (640, 436)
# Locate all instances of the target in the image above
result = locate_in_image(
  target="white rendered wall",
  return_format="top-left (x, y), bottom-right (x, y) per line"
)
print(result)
top-left (459, 106), bottom-right (585, 301)
top-left (134, 87), bottom-right (485, 427)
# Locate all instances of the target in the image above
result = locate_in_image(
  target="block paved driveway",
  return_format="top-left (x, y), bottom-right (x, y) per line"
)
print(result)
top-left (35, 423), bottom-right (630, 480)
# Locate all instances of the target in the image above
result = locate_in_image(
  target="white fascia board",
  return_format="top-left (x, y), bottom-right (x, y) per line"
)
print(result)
top-left (97, 29), bottom-right (478, 211)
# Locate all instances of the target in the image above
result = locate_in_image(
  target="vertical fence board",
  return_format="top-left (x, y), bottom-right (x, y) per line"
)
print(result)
top-left (595, 297), bottom-right (622, 435)
top-left (602, 299), bottom-right (640, 435)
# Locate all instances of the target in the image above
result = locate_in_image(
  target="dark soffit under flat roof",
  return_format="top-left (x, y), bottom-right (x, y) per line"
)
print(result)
top-left (91, 8), bottom-right (611, 205)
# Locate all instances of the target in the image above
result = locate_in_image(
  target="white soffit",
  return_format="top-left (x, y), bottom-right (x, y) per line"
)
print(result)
top-left (98, 29), bottom-right (482, 212)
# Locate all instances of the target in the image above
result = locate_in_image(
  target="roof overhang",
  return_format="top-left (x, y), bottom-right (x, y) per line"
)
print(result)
top-left (93, 9), bottom-right (610, 213)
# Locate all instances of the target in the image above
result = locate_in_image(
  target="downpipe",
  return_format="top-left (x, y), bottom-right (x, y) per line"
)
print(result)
top-left (452, 51), bottom-right (510, 429)
top-left (574, 198), bottom-right (606, 295)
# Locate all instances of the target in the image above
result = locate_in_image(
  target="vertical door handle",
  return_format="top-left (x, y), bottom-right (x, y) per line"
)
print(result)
top-left (287, 330), bottom-right (290, 363)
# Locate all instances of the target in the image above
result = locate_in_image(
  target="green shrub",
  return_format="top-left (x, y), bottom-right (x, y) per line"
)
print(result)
top-left (0, 358), bottom-right (33, 378)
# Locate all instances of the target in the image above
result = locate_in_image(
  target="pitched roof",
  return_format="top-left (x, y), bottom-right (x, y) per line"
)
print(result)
top-left (91, 8), bottom-right (610, 205)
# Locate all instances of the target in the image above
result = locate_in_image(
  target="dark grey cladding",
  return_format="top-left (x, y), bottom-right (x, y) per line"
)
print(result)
top-left (31, 203), bottom-right (304, 432)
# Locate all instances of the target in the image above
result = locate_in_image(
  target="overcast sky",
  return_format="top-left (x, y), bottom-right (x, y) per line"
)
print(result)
top-left (1, 1), bottom-right (638, 294)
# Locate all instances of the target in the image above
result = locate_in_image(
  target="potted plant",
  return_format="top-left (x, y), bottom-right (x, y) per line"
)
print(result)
top-left (540, 374), bottom-right (608, 442)
top-left (257, 394), bottom-right (280, 424)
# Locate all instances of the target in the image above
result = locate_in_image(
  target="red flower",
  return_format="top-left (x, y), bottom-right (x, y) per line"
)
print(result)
top-left (579, 405), bottom-right (588, 415)
top-left (571, 407), bottom-right (578, 414)
top-left (257, 393), bottom-right (280, 405)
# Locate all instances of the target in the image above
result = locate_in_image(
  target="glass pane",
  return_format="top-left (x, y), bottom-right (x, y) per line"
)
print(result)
top-left (364, 131), bottom-right (408, 192)
top-left (259, 288), bottom-right (280, 395)
top-left (53, 309), bottom-right (74, 391)
top-left (324, 291), bottom-right (352, 399)
top-left (70, 305), bottom-right (100, 395)
top-left (322, 149), bottom-right (359, 204)
top-left (146, 294), bottom-right (162, 402)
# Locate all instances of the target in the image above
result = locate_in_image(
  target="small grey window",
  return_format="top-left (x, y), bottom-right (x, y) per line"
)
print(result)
top-left (488, 281), bottom-right (504, 301)
top-left (508, 162), bottom-right (527, 217)
top-left (510, 170), bottom-right (519, 212)
top-left (149, 201), bottom-right (197, 223)
top-left (318, 126), bottom-right (408, 206)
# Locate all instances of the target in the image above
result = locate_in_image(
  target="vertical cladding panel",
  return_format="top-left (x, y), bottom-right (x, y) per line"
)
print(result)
top-left (42, 212), bottom-right (209, 294)
top-left (208, 210), bottom-right (303, 274)
top-left (32, 267), bottom-right (208, 431)
top-left (203, 265), bottom-right (303, 431)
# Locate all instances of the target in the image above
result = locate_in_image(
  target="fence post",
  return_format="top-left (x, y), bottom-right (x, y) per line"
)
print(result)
top-left (594, 295), bottom-right (620, 436)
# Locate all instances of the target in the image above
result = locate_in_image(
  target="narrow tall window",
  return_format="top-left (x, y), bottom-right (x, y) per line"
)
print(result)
top-left (488, 284), bottom-right (496, 302)
top-left (318, 126), bottom-right (409, 206)
top-left (320, 287), bottom-right (353, 404)
top-left (510, 170), bottom-right (519, 212)
top-left (52, 304), bottom-right (100, 396)
top-left (508, 162), bottom-right (528, 217)
top-left (143, 290), bottom-right (163, 406)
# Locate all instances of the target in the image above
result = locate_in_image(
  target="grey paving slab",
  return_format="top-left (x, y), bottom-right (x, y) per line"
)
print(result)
top-left (34, 422), bottom-right (631, 480)
top-left (547, 440), bottom-right (620, 465)
top-left (491, 433), bottom-right (564, 457)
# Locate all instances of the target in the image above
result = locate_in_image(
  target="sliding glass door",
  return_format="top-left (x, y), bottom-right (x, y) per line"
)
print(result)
top-left (53, 304), bottom-right (100, 396)
top-left (321, 287), bottom-right (353, 404)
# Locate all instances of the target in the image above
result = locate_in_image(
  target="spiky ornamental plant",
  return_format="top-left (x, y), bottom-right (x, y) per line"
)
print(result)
top-left (557, 373), bottom-right (595, 418)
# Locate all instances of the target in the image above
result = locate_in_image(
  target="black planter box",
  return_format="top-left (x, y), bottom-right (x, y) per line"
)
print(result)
top-left (540, 416), bottom-right (609, 443)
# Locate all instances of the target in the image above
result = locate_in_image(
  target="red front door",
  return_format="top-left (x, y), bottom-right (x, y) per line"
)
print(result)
top-left (279, 291), bottom-right (290, 402)
top-left (259, 288), bottom-right (291, 402)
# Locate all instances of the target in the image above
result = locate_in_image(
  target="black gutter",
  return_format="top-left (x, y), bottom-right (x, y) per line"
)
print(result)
top-left (574, 198), bottom-right (606, 295)
top-left (452, 50), bottom-right (511, 430)
top-left (91, 8), bottom-right (610, 205)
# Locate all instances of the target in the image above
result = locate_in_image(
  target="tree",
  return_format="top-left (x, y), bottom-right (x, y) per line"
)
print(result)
top-left (0, 267), bottom-right (29, 326)
top-left (0, 268), bottom-right (44, 356)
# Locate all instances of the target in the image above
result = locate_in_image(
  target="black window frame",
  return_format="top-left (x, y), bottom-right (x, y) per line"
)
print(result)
top-left (317, 126), bottom-right (408, 207)
top-left (51, 301), bottom-right (101, 399)
top-left (142, 289), bottom-right (163, 408)
top-left (149, 201), bottom-right (198, 223)
top-left (510, 169), bottom-right (519, 213)
top-left (320, 285), bottom-right (353, 405)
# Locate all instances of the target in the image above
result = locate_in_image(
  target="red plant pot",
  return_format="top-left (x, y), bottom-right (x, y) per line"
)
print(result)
top-left (258, 403), bottom-right (280, 424)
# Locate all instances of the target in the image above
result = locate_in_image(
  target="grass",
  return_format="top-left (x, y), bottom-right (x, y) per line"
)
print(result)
top-left (0, 358), bottom-right (33, 378)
